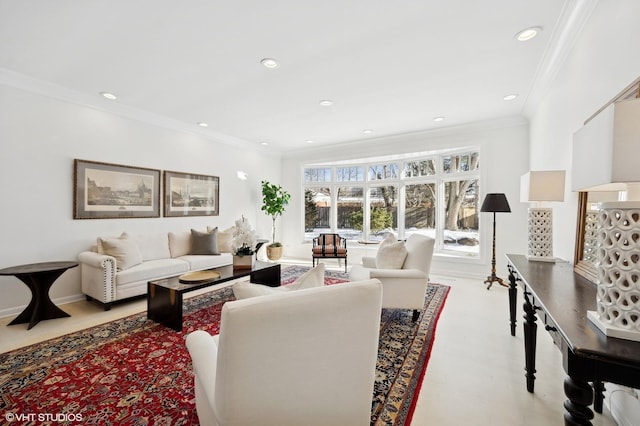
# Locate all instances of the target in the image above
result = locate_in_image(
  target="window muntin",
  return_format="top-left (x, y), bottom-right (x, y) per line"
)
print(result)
top-left (443, 179), bottom-right (479, 254)
top-left (336, 166), bottom-right (364, 182)
top-left (443, 152), bottom-right (479, 173)
top-left (368, 163), bottom-right (399, 181)
top-left (404, 159), bottom-right (436, 178)
top-left (404, 183), bottom-right (436, 239)
top-left (304, 168), bottom-right (331, 182)
top-left (337, 187), bottom-right (364, 241)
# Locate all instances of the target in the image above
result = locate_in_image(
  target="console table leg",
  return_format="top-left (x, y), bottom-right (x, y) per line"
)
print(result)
top-left (523, 291), bottom-right (537, 393)
top-left (563, 376), bottom-right (594, 426)
top-left (508, 268), bottom-right (517, 336)
top-left (592, 381), bottom-right (605, 414)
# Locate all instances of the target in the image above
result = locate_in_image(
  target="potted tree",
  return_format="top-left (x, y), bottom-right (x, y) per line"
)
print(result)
top-left (261, 180), bottom-right (291, 260)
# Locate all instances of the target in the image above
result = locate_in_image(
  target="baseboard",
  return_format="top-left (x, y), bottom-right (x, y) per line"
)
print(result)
top-left (0, 294), bottom-right (86, 319)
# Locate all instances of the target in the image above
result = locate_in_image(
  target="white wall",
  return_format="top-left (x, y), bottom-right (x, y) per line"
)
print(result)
top-left (279, 117), bottom-right (530, 280)
top-left (528, 0), bottom-right (640, 262)
top-left (527, 1), bottom-right (640, 424)
top-left (0, 84), bottom-right (281, 317)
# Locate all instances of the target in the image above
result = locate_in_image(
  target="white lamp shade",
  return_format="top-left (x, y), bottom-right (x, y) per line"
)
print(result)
top-left (520, 170), bottom-right (566, 203)
top-left (572, 98), bottom-right (640, 192)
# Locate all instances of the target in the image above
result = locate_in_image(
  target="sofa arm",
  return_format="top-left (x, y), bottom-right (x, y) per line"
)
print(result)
top-left (368, 268), bottom-right (427, 280)
top-left (186, 330), bottom-right (219, 425)
top-left (77, 251), bottom-right (117, 305)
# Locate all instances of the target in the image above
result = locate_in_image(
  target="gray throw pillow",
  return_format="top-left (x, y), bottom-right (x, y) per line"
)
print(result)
top-left (191, 228), bottom-right (220, 255)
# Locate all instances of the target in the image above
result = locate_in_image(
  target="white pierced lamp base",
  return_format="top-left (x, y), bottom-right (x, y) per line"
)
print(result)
top-left (588, 201), bottom-right (640, 341)
top-left (526, 207), bottom-right (555, 262)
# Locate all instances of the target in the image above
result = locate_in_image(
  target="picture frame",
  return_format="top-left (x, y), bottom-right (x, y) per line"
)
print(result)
top-left (164, 171), bottom-right (219, 217)
top-left (73, 159), bottom-right (161, 219)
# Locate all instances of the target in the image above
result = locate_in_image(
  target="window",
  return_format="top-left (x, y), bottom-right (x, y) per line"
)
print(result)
top-left (303, 148), bottom-right (480, 257)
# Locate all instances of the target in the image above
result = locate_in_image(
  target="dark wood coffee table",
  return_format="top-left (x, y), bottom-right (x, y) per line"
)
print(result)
top-left (147, 261), bottom-right (280, 331)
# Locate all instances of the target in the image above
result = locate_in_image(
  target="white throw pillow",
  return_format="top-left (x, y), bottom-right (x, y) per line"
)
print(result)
top-left (232, 281), bottom-right (282, 299)
top-left (285, 263), bottom-right (325, 290)
top-left (375, 233), bottom-right (408, 269)
top-left (98, 235), bottom-right (143, 271)
top-left (232, 264), bottom-right (325, 300)
top-left (210, 226), bottom-right (233, 253)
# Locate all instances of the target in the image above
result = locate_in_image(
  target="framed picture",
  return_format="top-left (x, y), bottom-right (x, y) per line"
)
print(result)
top-left (74, 159), bottom-right (161, 219)
top-left (164, 171), bottom-right (219, 217)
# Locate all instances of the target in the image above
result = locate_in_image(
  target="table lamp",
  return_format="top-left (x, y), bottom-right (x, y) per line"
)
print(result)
top-left (573, 97), bottom-right (640, 341)
top-left (480, 193), bottom-right (511, 289)
top-left (520, 170), bottom-right (566, 262)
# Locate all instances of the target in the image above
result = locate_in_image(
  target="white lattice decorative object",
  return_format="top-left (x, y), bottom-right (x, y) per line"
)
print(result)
top-left (582, 210), bottom-right (599, 264)
top-left (587, 201), bottom-right (640, 342)
top-left (526, 208), bottom-right (555, 262)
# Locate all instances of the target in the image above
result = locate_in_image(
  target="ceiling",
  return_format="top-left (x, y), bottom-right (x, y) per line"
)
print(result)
top-left (0, 1), bottom-right (594, 153)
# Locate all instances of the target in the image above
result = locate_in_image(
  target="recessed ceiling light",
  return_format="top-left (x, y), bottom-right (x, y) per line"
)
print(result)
top-left (100, 92), bottom-right (117, 100)
top-left (306, 140), bottom-right (314, 144)
top-left (260, 58), bottom-right (279, 69)
top-left (363, 129), bottom-right (373, 134)
top-left (261, 142), bottom-right (269, 146)
top-left (433, 117), bottom-right (445, 122)
top-left (319, 100), bottom-right (333, 106)
top-left (503, 94), bottom-right (518, 101)
top-left (516, 27), bottom-right (542, 41)
top-left (197, 122), bottom-right (209, 127)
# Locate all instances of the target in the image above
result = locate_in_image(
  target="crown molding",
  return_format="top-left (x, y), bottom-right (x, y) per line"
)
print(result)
top-left (522, 0), bottom-right (599, 118)
top-left (0, 67), bottom-right (257, 150)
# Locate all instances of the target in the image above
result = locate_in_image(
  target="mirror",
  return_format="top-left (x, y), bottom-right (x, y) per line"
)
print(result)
top-left (574, 191), bottom-right (620, 282)
top-left (573, 76), bottom-right (640, 282)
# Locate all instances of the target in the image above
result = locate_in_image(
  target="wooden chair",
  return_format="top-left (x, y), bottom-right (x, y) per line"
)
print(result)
top-left (312, 233), bottom-right (348, 272)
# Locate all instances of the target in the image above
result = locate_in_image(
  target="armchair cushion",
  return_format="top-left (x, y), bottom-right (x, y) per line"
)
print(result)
top-left (375, 233), bottom-right (408, 269)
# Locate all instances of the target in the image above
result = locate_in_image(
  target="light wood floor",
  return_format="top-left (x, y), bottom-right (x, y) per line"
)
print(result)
top-left (0, 259), bottom-right (616, 425)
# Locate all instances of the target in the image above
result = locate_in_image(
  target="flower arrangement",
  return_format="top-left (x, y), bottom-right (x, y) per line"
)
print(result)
top-left (230, 215), bottom-right (257, 256)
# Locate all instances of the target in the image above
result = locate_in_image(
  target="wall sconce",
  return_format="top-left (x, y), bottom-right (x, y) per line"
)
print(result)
top-left (236, 171), bottom-right (248, 181)
top-left (520, 170), bottom-right (566, 262)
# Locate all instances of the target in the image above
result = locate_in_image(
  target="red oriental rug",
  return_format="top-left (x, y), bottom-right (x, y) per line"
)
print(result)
top-left (0, 266), bottom-right (449, 425)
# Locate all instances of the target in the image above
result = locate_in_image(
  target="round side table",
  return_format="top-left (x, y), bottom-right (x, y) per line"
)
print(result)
top-left (0, 261), bottom-right (78, 330)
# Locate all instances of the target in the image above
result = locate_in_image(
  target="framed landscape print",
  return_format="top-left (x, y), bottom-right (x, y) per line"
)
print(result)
top-left (164, 171), bottom-right (219, 217)
top-left (74, 159), bottom-right (161, 219)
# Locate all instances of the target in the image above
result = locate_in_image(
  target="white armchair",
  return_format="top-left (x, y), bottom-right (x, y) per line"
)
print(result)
top-left (349, 233), bottom-right (435, 321)
top-left (185, 279), bottom-right (383, 426)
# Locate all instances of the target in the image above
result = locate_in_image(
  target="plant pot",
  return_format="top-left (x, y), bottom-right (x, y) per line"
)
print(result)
top-left (233, 255), bottom-right (254, 270)
top-left (266, 245), bottom-right (283, 261)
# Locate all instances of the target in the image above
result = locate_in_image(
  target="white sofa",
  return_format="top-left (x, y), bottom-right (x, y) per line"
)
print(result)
top-left (78, 228), bottom-right (233, 310)
top-left (186, 278), bottom-right (383, 426)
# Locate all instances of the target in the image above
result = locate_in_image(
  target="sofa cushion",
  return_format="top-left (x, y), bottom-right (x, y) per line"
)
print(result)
top-left (98, 235), bottom-right (143, 271)
top-left (168, 230), bottom-right (191, 258)
top-left (116, 258), bottom-right (189, 286)
top-left (125, 232), bottom-right (171, 261)
top-left (191, 228), bottom-right (220, 255)
top-left (376, 233), bottom-right (408, 269)
top-left (211, 226), bottom-right (233, 253)
top-left (179, 253), bottom-right (233, 271)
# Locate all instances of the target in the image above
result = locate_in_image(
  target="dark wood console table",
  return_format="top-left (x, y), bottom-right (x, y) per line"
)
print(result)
top-left (506, 254), bottom-right (640, 425)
